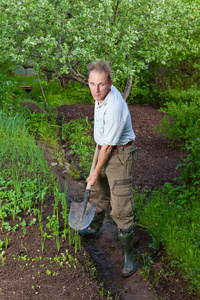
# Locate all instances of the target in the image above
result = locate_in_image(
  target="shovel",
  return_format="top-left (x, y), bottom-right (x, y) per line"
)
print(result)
top-left (68, 144), bottom-right (99, 231)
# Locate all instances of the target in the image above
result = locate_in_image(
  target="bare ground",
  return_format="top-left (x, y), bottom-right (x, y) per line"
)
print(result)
top-left (0, 103), bottom-right (199, 300)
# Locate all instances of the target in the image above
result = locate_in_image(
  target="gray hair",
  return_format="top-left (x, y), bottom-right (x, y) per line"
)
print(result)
top-left (87, 59), bottom-right (113, 83)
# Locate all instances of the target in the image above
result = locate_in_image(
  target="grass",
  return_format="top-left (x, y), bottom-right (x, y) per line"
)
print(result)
top-left (0, 109), bottom-right (81, 253)
top-left (133, 183), bottom-right (200, 294)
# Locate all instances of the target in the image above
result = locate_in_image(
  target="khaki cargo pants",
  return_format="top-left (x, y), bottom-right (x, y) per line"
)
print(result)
top-left (90, 142), bottom-right (137, 231)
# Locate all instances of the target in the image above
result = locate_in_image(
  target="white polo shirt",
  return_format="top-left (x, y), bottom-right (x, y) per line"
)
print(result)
top-left (94, 85), bottom-right (135, 146)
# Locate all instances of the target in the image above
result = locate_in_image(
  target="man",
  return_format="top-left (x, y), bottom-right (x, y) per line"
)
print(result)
top-left (79, 59), bottom-right (137, 277)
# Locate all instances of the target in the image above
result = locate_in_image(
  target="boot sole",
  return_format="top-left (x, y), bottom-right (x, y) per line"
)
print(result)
top-left (122, 266), bottom-right (137, 278)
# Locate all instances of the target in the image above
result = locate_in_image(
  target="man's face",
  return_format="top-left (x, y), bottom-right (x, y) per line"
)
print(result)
top-left (88, 70), bottom-right (112, 103)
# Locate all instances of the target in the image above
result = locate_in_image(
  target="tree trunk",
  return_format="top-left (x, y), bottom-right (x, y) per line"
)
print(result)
top-left (122, 77), bottom-right (133, 101)
top-left (59, 76), bottom-right (70, 89)
top-left (162, 65), bottom-right (166, 93)
top-left (37, 74), bottom-right (48, 107)
top-left (44, 72), bottom-right (52, 82)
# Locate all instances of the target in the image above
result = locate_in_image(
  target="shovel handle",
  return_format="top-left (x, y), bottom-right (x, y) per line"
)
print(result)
top-left (86, 144), bottom-right (99, 191)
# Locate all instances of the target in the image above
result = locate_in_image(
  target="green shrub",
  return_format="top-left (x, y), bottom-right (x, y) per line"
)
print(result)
top-left (22, 108), bottom-right (60, 146)
top-left (28, 80), bottom-right (57, 103)
top-left (13, 86), bottom-right (28, 99)
top-left (62, 118), bottom-right (95, 179)
top-left (163, 88), bottom-right (200, 104)
top-left (13, 75), bottom-right (38, 100)
top-left (0, 73), bottom-right (37, 109)
top-left (177, 138), bottom-right (200, 201)
top-left (58, 81), bottom-right (93, 106)
top-left (14, 76), bottom-right (93, 106)
top-left (114, 78), bottom-right (161, 105)
top-left (29, 80), bottom-right (93, 107)
top-left (0, 73), bottom-right (18, 110)
top-left (155, 98), bottom-right (200, 145)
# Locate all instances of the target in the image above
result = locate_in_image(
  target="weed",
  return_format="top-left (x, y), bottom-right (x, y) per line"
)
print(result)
top-left (21, 220), bottom-right (27, 236)
top-left (0, 251), bottom-right (6, 265)
top-left (5, 235), bottom-right (10, 249)
top-left (29, 218), bottom-right (37, 226)
top-left (99, 282), bottom-right (118, 299)
top-left (140, 253), bottom-right (154, 282)
top-left (46, 269), bottom-right (52, 275)
top-left (0, 240), bottom-right (5, 250)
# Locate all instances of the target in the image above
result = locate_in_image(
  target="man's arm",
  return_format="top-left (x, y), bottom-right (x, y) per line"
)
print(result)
top-left (87, 144), bottom-right (112, 185)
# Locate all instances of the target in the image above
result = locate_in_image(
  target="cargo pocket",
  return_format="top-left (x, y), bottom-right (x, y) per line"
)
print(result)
top-left (110, 179), bottom-right (133, 219)
top-left (112, 179), bottom-right (132, 197)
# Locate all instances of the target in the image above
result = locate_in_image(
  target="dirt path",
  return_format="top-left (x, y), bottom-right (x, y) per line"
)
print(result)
top-left (53, 104), bottom-right (197, 300)
top-left (85, 218), bottom-right (155, 300)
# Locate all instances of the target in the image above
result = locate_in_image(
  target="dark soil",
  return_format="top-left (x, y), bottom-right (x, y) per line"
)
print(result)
top-left (0, 103), bottom-right (199, 300)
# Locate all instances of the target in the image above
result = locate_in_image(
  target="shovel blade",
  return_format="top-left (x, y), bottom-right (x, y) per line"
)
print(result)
top-left (68, 200), bottom-right (97, 231)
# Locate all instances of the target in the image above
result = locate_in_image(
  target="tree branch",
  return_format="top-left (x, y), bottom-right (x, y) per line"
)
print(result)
top-left (121, 77), bottom-right (133, 101)
top-left (68, 62), bottom-right (87, 81)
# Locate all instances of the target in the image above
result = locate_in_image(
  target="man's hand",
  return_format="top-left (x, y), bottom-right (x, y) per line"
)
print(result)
top-left (86, 171), bottom-right (99, 186)
top-left (87, 144), bottom-right (112, 185)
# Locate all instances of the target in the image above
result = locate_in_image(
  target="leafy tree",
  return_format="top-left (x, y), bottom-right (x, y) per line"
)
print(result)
top-left (1, 0), bottom-right (200, 100)
top-left (135, 0), bottom-right (200, 92)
